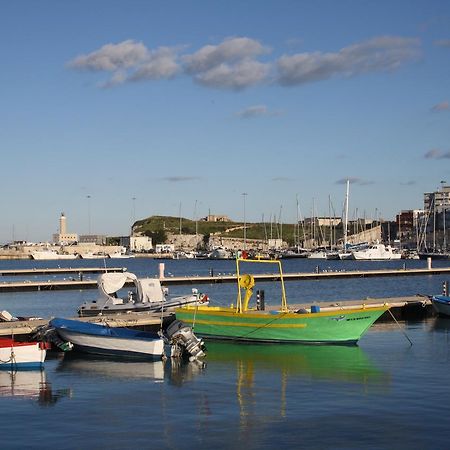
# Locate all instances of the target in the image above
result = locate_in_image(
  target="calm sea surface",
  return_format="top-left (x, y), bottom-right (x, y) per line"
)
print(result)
top-left (1, 258), bottom-right (450, 449)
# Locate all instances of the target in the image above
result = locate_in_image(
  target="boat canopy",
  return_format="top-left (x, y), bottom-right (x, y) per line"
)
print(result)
top-left (98, 272), bottom-right (138, 295)
top-left (97, 272), bottom-right (165, 304)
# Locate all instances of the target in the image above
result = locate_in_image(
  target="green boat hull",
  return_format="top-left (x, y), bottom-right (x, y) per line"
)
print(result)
top-left (176, 306), bottom-right (388, 344)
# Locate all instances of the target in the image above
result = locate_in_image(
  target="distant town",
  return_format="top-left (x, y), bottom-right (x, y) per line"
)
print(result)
top-left (1, 184), bottom-right (449, 260)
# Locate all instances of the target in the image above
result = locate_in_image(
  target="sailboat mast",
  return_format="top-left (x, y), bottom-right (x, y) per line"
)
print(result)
top-left (344, 179), bottom-right (349, 250)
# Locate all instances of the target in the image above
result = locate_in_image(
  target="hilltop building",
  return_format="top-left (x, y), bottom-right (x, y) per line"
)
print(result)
top-left (201, 214), bottom-right (230, 222)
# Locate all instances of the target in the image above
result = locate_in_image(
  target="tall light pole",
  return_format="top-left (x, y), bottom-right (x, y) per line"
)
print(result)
top-left (131, 197), bottom-right (136, 235)
top-left (242, 193), bottom-right (248, 250)
top-left (86, 195), bottom-right (91, 235)
top-left (194, 200), bottom-right (198, 239)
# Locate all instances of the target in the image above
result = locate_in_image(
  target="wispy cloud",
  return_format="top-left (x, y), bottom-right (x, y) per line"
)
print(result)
top-left (424, 149), bottom-right (450, 159)
top-left (276, 36), bottom-right (420, 86)
top-left (68, 35), bottom-right (421, 90)
top-left (431, 101), bottom-right (449, 112)
top-left (272, 176), bottom-right (294, 182)
top-left (335, 177), bottom-right (374, 185)
top-left (160, 176), bottom-right (202, 182)
top-left (434, 39), bottom-right (450, 48)
top-left (234, 105), bottom-right (282, 119)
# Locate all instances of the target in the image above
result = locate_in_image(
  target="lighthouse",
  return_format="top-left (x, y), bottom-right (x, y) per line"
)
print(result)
top-left (53, 212), bottom-right (78, 245)
top-left (60, 212), bottom-right (67, 235)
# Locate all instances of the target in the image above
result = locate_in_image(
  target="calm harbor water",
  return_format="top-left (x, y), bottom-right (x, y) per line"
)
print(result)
top-left (1, 258), bottom-right (450, 449)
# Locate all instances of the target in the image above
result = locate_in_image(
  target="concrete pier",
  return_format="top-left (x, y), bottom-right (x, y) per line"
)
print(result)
top-left (0, 267), bottom-right (127, 277)
top-left (0, 311), bottom-right (167, 337)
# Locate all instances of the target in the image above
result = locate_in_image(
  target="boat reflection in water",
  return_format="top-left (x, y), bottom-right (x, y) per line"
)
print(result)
top-left (207, 342), bottom-right (387, 384)
top-left (57, 353), bottom-right (204, 386)
top-left (58, 353), bottom-right (165, 381)
top-left (206, 342), bottom-right (389, 428)
top-left (0, 370), bottom-right (71, 405)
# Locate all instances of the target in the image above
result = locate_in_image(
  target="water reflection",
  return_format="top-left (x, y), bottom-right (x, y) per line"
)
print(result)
top-left (207, 342), bottom-right (387, 384)
top-left (431, 316), bottom-right (450, 333)
top-left (0, 369), bottom-right (71, 405)
top-left (58, 353), bottom-right (165, 381)
top-left (204, 343), bottom-right (389, 438)
top-left (57, 353), bottom-right (205, 386)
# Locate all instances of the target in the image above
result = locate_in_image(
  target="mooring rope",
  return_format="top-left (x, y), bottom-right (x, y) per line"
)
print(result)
top-left (387, 308), bottom-right (413, 346)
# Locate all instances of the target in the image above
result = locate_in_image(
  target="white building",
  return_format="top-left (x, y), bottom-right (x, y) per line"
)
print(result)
top-left (120, 236), bottom-right (153, 252)
top-left (155, 244), bottom-right (175, 253)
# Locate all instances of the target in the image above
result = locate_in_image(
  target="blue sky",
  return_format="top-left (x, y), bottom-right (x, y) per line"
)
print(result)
top-left (1, 1), bottom-right (449, 243)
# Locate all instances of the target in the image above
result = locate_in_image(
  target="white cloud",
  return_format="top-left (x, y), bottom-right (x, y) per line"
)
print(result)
top-left (129, 47), bottom-right (179, 81)
top-left (235, 104), bottom-right (282, 119)
top-left (276, 36), bottom-right (421, 86)
top-left (184, 37), bottom-right (269, 73)
top-left (68, 40), bottom-right (149, 71)
top-left (68, 40), bottom-right (180, 86)
top-left (183, 37), bottom-right (271, 90)
top-left (235, 105), bottom-right (268, 118)
top-left (336, 177), bottom-right (374, 185)
top-left (161, 176), bottom-right (202, 182)
top-left (67, 35), bottom-right (421, 91)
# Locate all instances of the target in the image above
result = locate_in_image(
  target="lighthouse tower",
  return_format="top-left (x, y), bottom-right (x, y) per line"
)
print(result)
top-left (52, 212), bottom-right (78, 245)
top-left (60, 212), bottom-right (67, 235)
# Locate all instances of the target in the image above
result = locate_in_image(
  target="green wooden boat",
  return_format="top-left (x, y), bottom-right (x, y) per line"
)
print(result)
top-left (176, 258), bottom-right (389, 345)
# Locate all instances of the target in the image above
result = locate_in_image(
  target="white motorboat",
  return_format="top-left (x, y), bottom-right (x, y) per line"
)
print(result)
top-left (0, 338), bottom-right (47, 369)
top-left (208, 248), bottom-right (232, 259)
top-left (79, 252), bottom-right (108, 260)
top-left (308, 250), bottom-right (328, 259)
top-left (48, 318), bottom-right (206, 361)
top-left (49, 318), bottom-right (165, 360)
top-left (78, 271), bottom-right (209, 317)
top-left (352, 243), bottom-right (402, 260)
top-left (108, 251), bottom-right (135, 259)
top-left (31, 249), bottom-right (78, 260)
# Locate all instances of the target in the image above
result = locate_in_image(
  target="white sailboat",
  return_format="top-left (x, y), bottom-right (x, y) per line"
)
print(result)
top-left (339, 180), bottom-right (354, 260)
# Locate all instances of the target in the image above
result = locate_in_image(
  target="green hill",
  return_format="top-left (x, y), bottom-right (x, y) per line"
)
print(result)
top-left (133, 215), bottom-right (325, 246)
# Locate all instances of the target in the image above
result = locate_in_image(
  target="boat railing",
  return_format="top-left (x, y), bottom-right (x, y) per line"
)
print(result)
top-left (235, 258), bottom-right (288, 313)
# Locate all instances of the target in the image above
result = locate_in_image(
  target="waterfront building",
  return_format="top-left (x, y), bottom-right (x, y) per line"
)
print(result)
top-left (79, 235), bottom-right (107, 245)
top-left (424, 184), bottom-right (450, 214)
top-left (120, 236), bottom-right (153, 252)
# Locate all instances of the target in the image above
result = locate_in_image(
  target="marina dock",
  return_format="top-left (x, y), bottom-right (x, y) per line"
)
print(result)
top-left (1, 265), bottom-right (449, 292)
top-left (0, 311), bottom-right (166, 337)
top-left (0, 295), bottom-right (432, 336)
top-left (0, 267), bottom-right (127, 277)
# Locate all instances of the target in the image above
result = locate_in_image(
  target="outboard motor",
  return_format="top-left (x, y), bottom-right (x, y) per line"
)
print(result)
top-left (32, 324), bottom-right (74, 352)
top-left (165, 320), bottom-right (206, 362)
